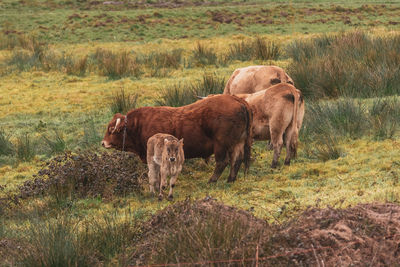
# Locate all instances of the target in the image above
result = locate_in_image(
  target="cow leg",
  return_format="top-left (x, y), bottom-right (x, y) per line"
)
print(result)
top-left (270, 129), bottom-right (284, 169)
top-left (148, 163), bottom-right (159, 195)
top-left (208, 146), bottom-right (228, 183)
top-left (168, 174), bottom-right (178, 200)
top-left (227, 143), bottom-right (244, 183)
top-left (159, 169), bottom-right (168, 200)
top-left (284, 130), bottom-right (294, 166)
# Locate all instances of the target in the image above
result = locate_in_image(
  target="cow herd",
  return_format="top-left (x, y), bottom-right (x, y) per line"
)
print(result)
top-left (101, 65), bottom-right (304, 200)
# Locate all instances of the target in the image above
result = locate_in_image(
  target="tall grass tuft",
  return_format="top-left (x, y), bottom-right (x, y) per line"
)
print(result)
top-left (190, 42), bottom-right (218, 66)
top-left (16, 133), bottom-right (36, 162)
top-left (369, 97), bottom-right (400, 140)
top-left (156, 83), bottom-right (194, 107)
top-left (110, 88), bottom-right (138, 114)
top-left (253, 36), bottom-right (280, 61)
top-left (0, 129), bottom-right (14, 156)
top-left (191, 72), bottom-right (225, 97)
top-left (94, 49), bottom-right (142, 80)
top-left (80, 118), bottom-right (102, 149)
top-left (65, 55), bottom-right (88, 76)
top-left (42, 130), bottom-right (66, 156)
top-left (287, 31), bottom-right (400, 99)
top-left (228, 39), bottom-right (254, 61)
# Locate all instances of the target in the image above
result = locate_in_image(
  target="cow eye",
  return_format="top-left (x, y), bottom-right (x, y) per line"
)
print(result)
top-left (271, 78), bottom-right (281, 84)
top-left (287, 80), bottom-right (294, 85)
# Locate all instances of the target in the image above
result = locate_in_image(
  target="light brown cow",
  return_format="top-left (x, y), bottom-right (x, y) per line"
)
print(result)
top-left (223, 65), bottom-right (294, 95)
top-left (147, 133), bottom-right (184, 200)
top-left (235, 84), bottom-right (304, 168)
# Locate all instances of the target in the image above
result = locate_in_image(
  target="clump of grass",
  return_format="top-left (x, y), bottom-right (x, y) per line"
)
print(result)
top-left (110, 88), bottom-right (138, 114)
top-left (80, 118), bottom-right (102, 149)
top-left (369, 97), bottom-right (400, 140)
top-left (0, 129), bottom-right (14, 156)
top-left (191, 72), bottom-right (225, 96)
top-left (287, 31), bottom-right (400, 99)
top-left (228, 37), bottom-right (280, 62)
top-left (190, 42), bottom-right (218, 66)
top-left (16, 133), bottom-right (36, 162)
top-left (253, 36), bottom-right (280, 61)
top-left (157, 73), bottom-right (225, 107)
top-left (143, 49), bottom-right (183, 69)
top-left (155, 83), bottom-right (194, 107)
top-left (41, 130), bottom-right (66, 156)
top-left (94, 48), bottom-right (142, 80)
top-left (64, 55), bottom-right (88, 76)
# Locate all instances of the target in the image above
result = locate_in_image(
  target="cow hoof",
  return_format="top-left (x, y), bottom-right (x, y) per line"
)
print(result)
top-left (158, 195), bottom-right (163, 201)
top-left (227, 177), bottom-right (236, 183)
top-left (168, 195), bottom-right (173, 200)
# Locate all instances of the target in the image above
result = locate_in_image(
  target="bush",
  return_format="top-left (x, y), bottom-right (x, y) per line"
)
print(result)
top-left (287, 31), bottom-right (400, 99)
top-left (109, 88), bottom-right (138, 114)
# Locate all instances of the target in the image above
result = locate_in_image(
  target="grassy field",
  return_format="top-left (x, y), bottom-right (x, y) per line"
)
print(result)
top-left (1, 0), bottom-right (400, 265)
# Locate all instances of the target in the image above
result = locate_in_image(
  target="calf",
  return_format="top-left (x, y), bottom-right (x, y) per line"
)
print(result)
top-left (147, 133), bottom-right (184, 200)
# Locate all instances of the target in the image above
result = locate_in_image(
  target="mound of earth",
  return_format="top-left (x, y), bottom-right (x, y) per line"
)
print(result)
top-left (129, 199), bottom-right (400, 266)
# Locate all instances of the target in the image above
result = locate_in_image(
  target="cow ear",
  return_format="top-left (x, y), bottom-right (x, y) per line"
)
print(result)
top-left (179, 138), bottom-right (184, 146)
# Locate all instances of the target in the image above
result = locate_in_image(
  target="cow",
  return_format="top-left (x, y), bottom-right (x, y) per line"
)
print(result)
top-left (235, 83), bottom-right (304, 168)
top-left (147, 133), bottom-right (184, 200)
top-left (223, 65), bottom-right (294, 95)
top-left (101, 95), bottom-right (252, 183)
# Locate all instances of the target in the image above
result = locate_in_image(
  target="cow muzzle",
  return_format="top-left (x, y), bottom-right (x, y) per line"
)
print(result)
top-left (101, 140), bottom-right (112, 148)
top-left (169, 157), bottom-right (176, 162)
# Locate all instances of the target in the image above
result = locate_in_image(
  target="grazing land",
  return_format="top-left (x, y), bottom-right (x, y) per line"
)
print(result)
top-left (1, 0), bottom-right (400, 265)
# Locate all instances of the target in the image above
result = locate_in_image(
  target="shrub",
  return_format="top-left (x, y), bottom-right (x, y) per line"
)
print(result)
top-left (109, 88), bottom-right (138, 114)
top-left (287, 31), bottom-right (400, 99)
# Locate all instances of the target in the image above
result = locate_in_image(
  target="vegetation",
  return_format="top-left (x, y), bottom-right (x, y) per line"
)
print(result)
top-left (1, 0), bottom-right (400, 265)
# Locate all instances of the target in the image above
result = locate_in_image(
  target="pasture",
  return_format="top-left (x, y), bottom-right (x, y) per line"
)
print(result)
top-left (1, 0), bottom-right (400, 265)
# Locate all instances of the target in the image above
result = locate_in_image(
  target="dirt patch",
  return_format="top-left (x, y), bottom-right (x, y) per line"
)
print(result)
top-left (129, 200), bottom-right (400, 265)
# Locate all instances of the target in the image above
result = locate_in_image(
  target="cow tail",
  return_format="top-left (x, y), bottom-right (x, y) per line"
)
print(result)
top-left (288, 85), bottom-right (300, 158)
top-left (243, 102), bottom-right (252, 175)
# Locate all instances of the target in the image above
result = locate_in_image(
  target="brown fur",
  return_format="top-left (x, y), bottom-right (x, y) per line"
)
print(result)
top-left (147, 133), bottom-right (184, 200)
top-left (102, 95), bottom-right (253, 183)
top-left (223, 65), bottom-right (294, 95)
top-left (236, 84), bottom-right (305, 168)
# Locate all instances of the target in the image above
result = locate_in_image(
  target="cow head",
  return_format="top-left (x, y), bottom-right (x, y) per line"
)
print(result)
top-left (102, 113), bottom-right (132, 150)
top-left (162, 138), bottom-right (184, 163)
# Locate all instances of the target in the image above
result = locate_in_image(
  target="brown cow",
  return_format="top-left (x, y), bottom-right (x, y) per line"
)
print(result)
top-left (223, 65), bottom-right (294, 95)
top-left (101, 95), bottom-right (252, 183)
top-left (235, 84), bottom-right (304, 168)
